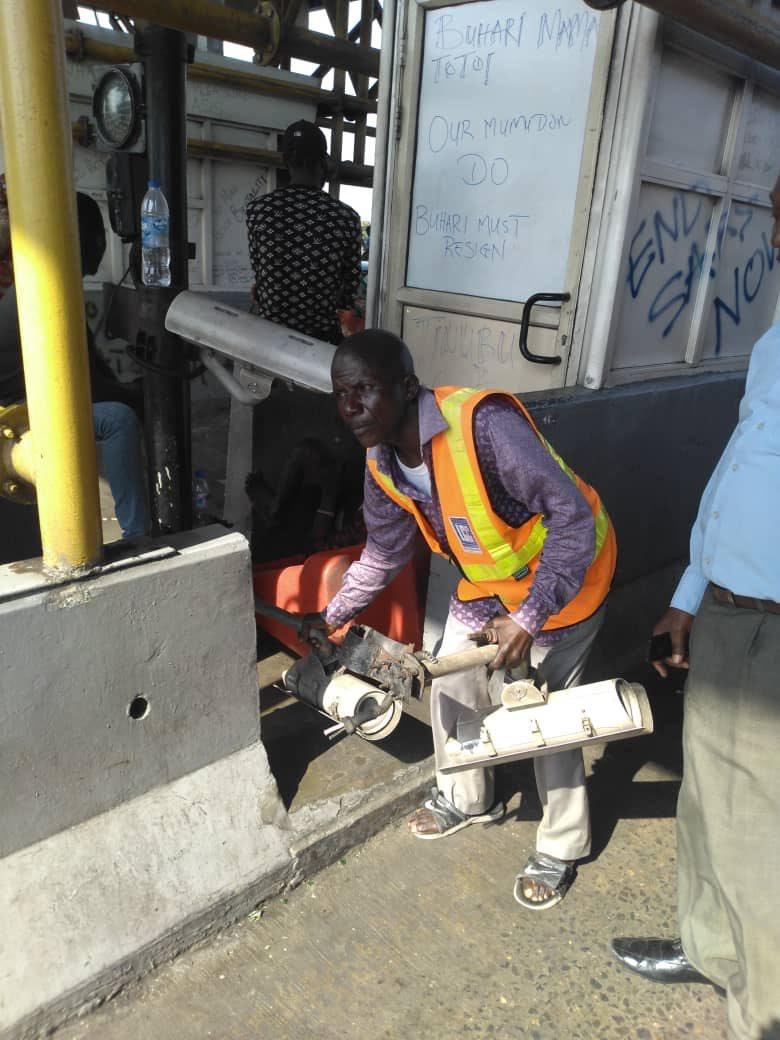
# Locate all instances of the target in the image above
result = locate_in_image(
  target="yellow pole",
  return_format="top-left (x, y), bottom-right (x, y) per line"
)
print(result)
top-left (0, 0), bottom-right (102, 572)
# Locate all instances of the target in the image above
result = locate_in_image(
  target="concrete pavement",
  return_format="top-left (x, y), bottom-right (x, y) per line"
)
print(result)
top-left (54, 672), bottom-right (728, 1040)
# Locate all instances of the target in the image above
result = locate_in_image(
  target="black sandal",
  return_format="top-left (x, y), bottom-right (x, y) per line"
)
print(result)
top-left (513, 853), bottom-right (576, 910)
top-left (408, 787), bottom-right (505, 840)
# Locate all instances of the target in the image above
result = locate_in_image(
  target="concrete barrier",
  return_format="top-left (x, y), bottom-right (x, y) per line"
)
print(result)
top-left (0, 529), bottom-right (293, 1039)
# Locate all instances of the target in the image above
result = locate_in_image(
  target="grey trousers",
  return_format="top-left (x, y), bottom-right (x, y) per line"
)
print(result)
top-left (678, 587), bottom-right (780, 1040)
top-left (431, 606), bottom-right (605, 861)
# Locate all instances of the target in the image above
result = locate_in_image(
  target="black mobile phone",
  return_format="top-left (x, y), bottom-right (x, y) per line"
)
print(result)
top-left (648, 631), bottom-right (689, 663)
top-left (648, 632), bottom-right (673, 662)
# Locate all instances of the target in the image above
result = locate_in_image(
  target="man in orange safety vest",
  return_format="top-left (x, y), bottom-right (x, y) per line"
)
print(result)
top-left (303, 330), bottom-right (616, 909)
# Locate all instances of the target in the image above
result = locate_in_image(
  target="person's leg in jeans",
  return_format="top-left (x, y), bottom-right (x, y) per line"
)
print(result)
top-left (92, 402), bottom-right (148, 539)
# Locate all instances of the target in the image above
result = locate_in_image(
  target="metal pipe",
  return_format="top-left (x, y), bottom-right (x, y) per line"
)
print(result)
top-left (423, 644), bottom-right (499, 678)
top-left (87, 0), bottom-right (380, 76)
top-left (64, 29), bottom-right (378, 119)
top-left (0, 413), bottom-right (36, 498)
top-left (8, 431), bottom-right (37, 488)
top-left (584, 0), bottom-right (780, 71)
top-left (365, 0), bottom-right (396, 328)
top-left (93, 0), bottom-right (272, 51)
top-left (199, 349), bottom-right (260, 405)
top-left (185, 138), bottom-right (373, 185)
top-left (137, 25), bottom-right (192, 534)
top-left (70, 127), bottom-right (373, 186)
top-left (254, 596), bottom-right (502, 676)
top-left (188, 57), bottom-right (376, 115)
top-left (316, 117), bottom-right (377, 139)
top-left (286, 27), bottom-right (379, 79)
top-left (254, 598), bottom-right (305, 633)
top-left (0, 0), bottom-right (102, 572)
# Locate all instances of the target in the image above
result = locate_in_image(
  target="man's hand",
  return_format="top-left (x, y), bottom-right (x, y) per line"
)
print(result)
top-left (300, 611), bottom-right (335, 647)
top-left (470, 615), bottom-right (533, 672)
top-left (651, 607), bottom-right (694, 678)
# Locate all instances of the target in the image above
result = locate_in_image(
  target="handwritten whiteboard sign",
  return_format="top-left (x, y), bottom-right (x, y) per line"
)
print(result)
top-left (406, 0), bottom-right (600, 302)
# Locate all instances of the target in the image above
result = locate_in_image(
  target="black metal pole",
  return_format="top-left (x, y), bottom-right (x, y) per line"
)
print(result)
top-left (135, 25), bottom-right (192, 534)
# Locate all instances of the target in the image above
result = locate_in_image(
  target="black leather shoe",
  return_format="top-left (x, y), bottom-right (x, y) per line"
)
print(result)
top-left (610, 938), bottom-right (711, 985)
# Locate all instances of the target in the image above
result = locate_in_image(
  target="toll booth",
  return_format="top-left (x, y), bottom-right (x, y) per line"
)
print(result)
top-left (371, 0), bottom-right (780, 661)
top-left (2, 1), bottom-right (780, 1036)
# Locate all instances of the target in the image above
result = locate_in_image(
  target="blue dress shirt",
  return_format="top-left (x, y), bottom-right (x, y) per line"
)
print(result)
top-left (673, 322), bottom-right (780, 615)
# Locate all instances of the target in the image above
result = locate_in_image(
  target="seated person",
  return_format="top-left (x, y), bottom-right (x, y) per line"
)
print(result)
top-left (246, 120), bottom-right (363, 345)
top-left (0, 192), bottom-right (148, 540)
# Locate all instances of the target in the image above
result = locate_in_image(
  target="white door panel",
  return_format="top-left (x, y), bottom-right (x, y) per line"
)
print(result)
top-left (381, 0), bottom-right (616, 391)
top-left (402, 306), bottom-right (563, 392)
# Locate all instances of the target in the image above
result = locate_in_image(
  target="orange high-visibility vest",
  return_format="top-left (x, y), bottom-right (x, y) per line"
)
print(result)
top-left (366, 387), bottom-right (616, 630)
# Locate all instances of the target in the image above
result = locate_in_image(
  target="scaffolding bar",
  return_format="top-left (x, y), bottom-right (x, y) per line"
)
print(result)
top-left (87, 0), bottom-right (381, 76)
top-left (185, 139), bottom-right (373, 185)
top-left (93, 0), bottom-right (272, 51)
top-left (64, 29), bottom-right (377, 118)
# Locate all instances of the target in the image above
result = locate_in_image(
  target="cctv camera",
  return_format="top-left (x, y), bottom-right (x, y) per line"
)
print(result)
top-left (165, 291), bottom-right (336, 404)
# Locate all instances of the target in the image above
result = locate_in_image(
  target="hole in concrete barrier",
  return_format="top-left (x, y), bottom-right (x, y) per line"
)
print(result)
top-left (128, 695), bottom-right (150, 720)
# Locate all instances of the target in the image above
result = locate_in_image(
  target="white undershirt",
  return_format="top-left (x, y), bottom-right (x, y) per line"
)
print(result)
top-left (394, 452), bottom-right (432, 499)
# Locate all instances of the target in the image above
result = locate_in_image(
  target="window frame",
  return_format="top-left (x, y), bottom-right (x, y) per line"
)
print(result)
top-left (580, 6), bottom-right (780, 389)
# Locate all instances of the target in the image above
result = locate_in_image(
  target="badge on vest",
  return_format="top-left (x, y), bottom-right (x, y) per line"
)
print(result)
top-left (450, 516), bottom-right (481, 554)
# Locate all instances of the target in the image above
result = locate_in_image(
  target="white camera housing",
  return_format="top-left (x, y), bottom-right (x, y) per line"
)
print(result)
top-left (165, 291), bottom-right (336, 404)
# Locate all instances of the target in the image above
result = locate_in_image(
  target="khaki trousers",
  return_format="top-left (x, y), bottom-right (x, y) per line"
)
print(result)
top-left (678, 588), bottom-right (780, 1040)
top-left (431, 607), bottom-right (604, 861)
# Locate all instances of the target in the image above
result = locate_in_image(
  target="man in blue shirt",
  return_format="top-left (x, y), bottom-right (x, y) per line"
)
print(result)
top-left (611, 178), bottom-right (780, 1040)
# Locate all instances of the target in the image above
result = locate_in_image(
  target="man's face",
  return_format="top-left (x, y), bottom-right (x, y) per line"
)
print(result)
top-left (771, 175), bottom-right (780, 254)
top-left (331, 353), bottom-right (410, 448)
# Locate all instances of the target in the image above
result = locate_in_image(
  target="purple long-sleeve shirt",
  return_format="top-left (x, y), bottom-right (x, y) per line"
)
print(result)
top-left (324, 389), bottom-right (596, 644)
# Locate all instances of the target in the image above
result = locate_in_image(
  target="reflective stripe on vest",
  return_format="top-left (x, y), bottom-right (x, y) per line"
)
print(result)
top-left (436, 387), bottom-right (609, 584)
top-left (544, 440), bottom-right (610, 559)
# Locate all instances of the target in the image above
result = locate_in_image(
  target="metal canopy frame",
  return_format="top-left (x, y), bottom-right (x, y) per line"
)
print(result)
top-left (584, 0), bottom-right (780, 72)
top-left (81, 0), bottom-right (383, 196)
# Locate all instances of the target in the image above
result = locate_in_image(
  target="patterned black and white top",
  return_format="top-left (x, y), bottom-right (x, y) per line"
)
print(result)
top-left (246, 184), bottom-right (363, 344)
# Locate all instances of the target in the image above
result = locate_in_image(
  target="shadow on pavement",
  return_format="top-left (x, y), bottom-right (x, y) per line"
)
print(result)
top-left (261, 694), bottom-right (434, 810)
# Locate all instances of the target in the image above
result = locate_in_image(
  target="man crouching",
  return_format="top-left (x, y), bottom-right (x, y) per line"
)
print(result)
top-left (303, 330), bottom-right (616, 909)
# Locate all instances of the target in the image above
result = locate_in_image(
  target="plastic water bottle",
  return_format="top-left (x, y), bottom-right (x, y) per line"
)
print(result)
top-left (141, 180), bottom-right (171, 287)
top-left (193, 470), bottom-right (210, 525)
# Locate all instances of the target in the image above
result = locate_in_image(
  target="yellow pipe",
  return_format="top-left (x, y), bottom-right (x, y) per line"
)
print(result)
top-left (0, 407), bottom-right (36, 502)
top-left (88, 0), bottom-right (380, 76)
top-left (94, 0), bottom-right (272, 51)
top-left (9, 431), bottom-right (37, 489)
top-left (0, 0), bottom-right (102, 572)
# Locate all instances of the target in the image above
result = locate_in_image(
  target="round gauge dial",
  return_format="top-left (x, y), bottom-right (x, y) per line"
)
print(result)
top-left (93, 67), bottom-right (139, 149)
